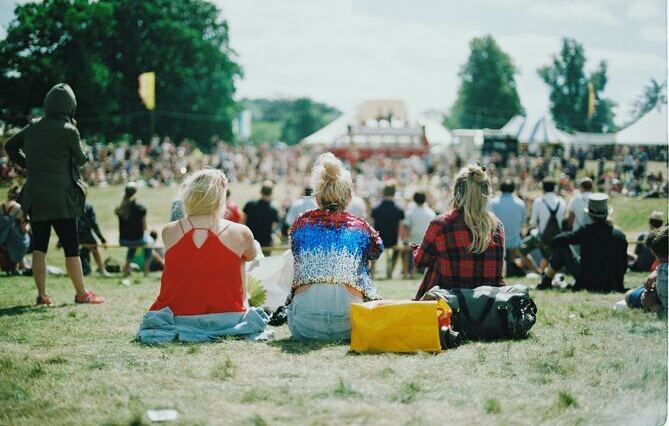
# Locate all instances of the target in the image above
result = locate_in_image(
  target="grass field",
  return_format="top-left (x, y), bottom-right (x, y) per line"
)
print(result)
top-left (0, 185), bottom-right (668, 425)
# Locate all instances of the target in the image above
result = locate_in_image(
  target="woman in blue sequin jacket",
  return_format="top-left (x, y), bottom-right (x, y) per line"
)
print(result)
top-left (287, 153), bottom-right (383, 341)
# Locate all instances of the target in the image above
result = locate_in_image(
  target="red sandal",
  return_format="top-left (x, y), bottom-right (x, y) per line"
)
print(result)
top-left (74, 290), bottom-right (106, 304)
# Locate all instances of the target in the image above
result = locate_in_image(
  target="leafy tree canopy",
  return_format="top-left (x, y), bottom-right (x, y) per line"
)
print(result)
top-left (629, 78), bottom-right (667, 124)
top-left (447, 35), bottom-right (524, 129)
top-left (241, 97), bottom-right (340, 145)
top-left (538, 38), bottom-right (616, 133)
top-left (0, 0), bottom-right (241, 150)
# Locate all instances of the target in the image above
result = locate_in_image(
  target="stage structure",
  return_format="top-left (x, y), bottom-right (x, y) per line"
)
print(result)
top-left (301, 99), bottom-right (452, 161)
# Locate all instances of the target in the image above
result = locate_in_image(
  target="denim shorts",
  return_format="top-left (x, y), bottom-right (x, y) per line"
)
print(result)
top-left (287, 284), bottom-right (362, 342)
top-left (627, 286), bottom-right (645, 308)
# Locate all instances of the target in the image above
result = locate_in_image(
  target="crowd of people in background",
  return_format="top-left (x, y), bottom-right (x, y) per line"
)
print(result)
top-left (0, 84), bottom-right (667, 333)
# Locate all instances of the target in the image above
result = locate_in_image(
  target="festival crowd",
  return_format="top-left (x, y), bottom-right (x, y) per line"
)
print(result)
top-left (1, 84), bottom-right (667, 345)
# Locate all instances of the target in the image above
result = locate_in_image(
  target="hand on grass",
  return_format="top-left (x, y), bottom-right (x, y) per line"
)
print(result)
top-left (644, 270), bottom-right (657, 290)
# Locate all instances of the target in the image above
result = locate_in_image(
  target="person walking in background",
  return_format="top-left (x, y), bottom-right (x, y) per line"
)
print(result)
top-left (5, 83), bottom-right (105, 305)
top-left (288, 153), bottom-right (383, 341)
top-left (371, 183), bottom-right (405, 279)
top-left (137, 169), bottom-right (268, 343)
top-left (489, 179), bottom-right (532, 276)
top-left (224, 189), bottom-right (244, 224)
top-left (115, 182), bottom-right (151, 277)
top-left (520, 177), bottom-right (566, 271)
top-left (347, 191), bottom-right (368, 219)
top-left (538, 193), bottom-right (627, 292)
top-left (244, 181), bottom-right (279, 256)
top-left (284, 186), bottom-right (317, 227)
top-left (413, 164), bottom-right (505, 299)
top-left (565, 177), bottom-right (593, 232)
top-left (403, 191), bottom-right (435, 277)
top-left (77, 202), bottom-right (110, 276)
top-left (630, 211), bottom-right (664, 272)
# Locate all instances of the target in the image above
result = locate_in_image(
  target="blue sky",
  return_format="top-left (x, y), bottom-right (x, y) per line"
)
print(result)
top-left (2, 0), bottom-right (667, 126)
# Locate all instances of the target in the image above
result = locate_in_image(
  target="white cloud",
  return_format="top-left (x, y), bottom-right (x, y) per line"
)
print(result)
top-left (528, 1), bottom-right (620, 26)
top-left (214, 0), bottom-right (666, 126)
top-left (627, 0), bottom-right (662, 21)
top-left (219, 0), bottom-right (477, 113)
top-left (639, 25), bottom-right (666, 43)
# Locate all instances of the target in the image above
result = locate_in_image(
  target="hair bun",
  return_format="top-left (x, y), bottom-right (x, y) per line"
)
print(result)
top-left (322, 161), bottom-right (341, 182)
top-left (469, 166), bottom-right (485, 183)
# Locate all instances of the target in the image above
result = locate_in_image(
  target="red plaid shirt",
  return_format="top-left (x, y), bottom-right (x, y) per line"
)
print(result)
top-left (414, 209), bottom-right (505, 299)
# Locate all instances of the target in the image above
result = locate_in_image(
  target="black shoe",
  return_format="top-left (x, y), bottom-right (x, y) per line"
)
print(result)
top-left (268, 305), bottom-right (288, 326)
top-left (536, 275), bottom-right (553, 290)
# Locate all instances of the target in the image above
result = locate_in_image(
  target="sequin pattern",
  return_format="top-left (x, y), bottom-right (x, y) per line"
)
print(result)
top-left (290, 209), bottom-right (383, 300)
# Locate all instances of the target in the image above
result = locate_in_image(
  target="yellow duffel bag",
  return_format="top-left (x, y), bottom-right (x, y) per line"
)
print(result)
top-left (350, 299), bottom-right (451, 353)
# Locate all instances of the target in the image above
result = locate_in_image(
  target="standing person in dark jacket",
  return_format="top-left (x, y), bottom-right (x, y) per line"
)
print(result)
top-left (115, 182), bottom-right (151, 276)
top-left (244, 181), bottom-right (279, 256)
top-left (537, 193), bottom-right (627, 292)
top-left (4, 83), bottom-right (105, 305)
top-left (77, 203), bottom-right (110, 276)
top-left (371, 183), bottom-right (405, 279)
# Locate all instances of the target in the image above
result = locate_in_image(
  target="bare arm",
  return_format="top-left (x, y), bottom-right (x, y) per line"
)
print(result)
top-left (4, 127), bottom-right (27, 168)
top-left (241, 226), bottom-right (258, 262)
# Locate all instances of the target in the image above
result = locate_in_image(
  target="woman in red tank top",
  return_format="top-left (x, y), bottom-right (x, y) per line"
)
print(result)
top-left (137, 169), bottom-right (269, 343)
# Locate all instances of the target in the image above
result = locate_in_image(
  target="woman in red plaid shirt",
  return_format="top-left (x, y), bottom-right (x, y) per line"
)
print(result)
top-left (413, 164), bottom-right (505, 299)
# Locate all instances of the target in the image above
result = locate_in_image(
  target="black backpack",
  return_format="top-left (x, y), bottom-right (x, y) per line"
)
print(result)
top-left (422, 285), bottom-right (537, 341)
top-left (540, 198), bottom-right (561, 246)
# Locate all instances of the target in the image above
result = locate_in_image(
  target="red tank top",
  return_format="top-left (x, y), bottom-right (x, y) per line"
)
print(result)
top-left (149, 220), bottom-right (245, 316)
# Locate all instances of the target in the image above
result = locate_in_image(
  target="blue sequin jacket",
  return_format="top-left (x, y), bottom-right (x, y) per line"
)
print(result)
top-left (290, 209), bottom-right (384, 301)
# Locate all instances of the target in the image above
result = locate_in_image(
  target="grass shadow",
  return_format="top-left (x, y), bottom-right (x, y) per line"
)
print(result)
top-left (0, 303), bottom-right (68, 317)
top-left (267, 338), bottom-right (345, 354)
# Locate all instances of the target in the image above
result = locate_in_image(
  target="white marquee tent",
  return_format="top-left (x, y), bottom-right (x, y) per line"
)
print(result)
top-left (301, 112), bottom-right (452, 148)
top-left (500, 114), bottom-right (573, 145)
top-left (616, 104), bottom-right (668, 146)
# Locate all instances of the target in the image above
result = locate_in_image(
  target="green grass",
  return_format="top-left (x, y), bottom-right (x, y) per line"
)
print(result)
top-left (0, 185), bottom-right (667, 424)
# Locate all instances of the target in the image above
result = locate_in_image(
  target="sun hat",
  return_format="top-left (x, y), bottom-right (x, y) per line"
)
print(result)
top-left (649, 211), bottom-right (664, 221)
top-left (584, 193), bottom-right (612, 218)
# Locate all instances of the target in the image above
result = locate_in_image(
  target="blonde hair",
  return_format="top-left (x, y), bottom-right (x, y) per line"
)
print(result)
top-left (180, 168), bottom-right (228, 216)
top-left (310, 152), bottom-right (352, 211)
top-left (451, 163), bottom-right (497, 253)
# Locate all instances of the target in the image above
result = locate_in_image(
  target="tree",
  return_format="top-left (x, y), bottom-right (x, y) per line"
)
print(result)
top-left (447, 35), bottom-right (523, 129)
top-left (630, 78), bottom-right (667, 123)
top-left (538, 38), bottom-right (616, 133)
top-left (0, 0), bottom-right (241, 149)
top-left (240, 97), bottom-right (339, 145)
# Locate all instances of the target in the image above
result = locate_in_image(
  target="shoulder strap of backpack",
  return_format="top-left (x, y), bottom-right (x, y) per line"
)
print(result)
top-left (542, 198), bottom-right (559, 216)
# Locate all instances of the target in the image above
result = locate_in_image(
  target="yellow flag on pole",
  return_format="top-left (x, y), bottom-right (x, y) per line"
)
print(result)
top-left (138, 72), bottom-right (156, 111)
top-left (587, 81), bottom-right (596, 119)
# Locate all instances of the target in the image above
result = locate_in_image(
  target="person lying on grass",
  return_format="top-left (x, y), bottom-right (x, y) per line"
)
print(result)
top-left (137, 168), bottom-right (268, 343)
top-left (287, 152), bottom-right (383, 342)
top-left (413, 163), bottom-right (505, 300)
top-left (625, 226), bottom-right (668, 317)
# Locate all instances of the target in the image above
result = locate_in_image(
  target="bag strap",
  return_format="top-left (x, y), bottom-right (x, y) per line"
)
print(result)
top-left (542, 198), bottom-right (559, 216)
top-left (497, 305), bottom-right (512, 337)
top-left (452, 288), bottom-right (498, 326)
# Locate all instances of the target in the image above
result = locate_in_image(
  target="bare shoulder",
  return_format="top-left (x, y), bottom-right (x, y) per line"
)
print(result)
top-left (226, 221), bottom-right (254, 242)
top-left (162, 220), bottom-right (183, 249)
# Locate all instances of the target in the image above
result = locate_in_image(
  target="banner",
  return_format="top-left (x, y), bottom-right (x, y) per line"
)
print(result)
top-left (587, 81), bottom-right (596, 119)
top-left (138, 71), bottom-right (156, 111)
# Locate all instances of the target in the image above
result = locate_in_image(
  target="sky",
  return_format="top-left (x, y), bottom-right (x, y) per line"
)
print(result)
top-left (1, 0), bottom-right (667, 126)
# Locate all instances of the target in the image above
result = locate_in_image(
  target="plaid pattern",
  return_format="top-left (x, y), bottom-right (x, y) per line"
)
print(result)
top-left (414, 209), bottom-right (505, 299)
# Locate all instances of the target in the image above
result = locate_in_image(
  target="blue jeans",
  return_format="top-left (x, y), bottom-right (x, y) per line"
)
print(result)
top-left (287, 284), bottom-right (362, 342)
top-left (627, 286), bottom-right (645, 308)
